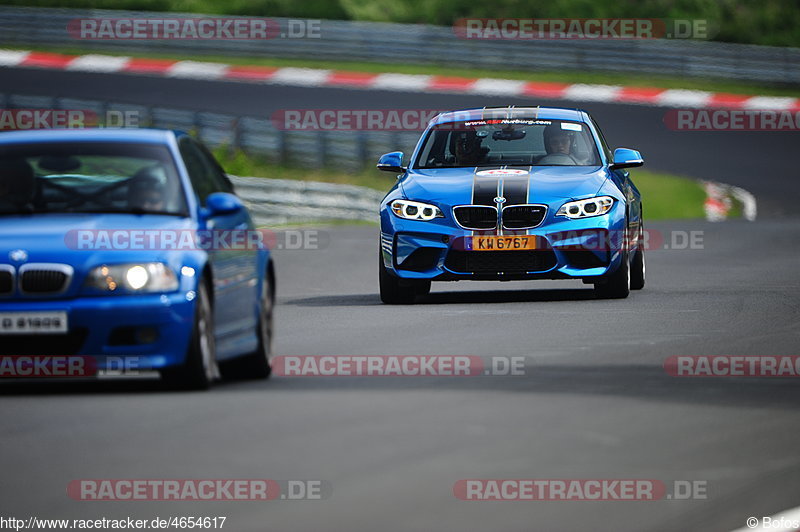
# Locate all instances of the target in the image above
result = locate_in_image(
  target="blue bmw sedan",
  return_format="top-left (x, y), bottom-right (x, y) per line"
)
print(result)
top-left (378, 106), bottom-right (645, 303)
top-left (0, 129), bottom-right (274, 389)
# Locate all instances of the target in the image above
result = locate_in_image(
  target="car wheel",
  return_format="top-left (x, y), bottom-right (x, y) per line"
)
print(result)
top-left (594, 249), bottom-right (631, 299)
top-left (379, 251), bottom-right (417, 304)
top-left (630, 240), bottom-right (645, 292)
top-left (629, 224), bottom-right (645, 290)
top-left (415, 280), bottom-right (431, 297)
top-left (161, 280), bottom-right (219, 390)
top-left (235, 270), bottom-right (274, 379)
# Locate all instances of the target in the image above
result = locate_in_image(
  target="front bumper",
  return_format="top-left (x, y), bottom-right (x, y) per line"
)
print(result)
top-left (381, 210), bottom-right (628, 281)
top-left (0, 291), bottom-right (195, 371)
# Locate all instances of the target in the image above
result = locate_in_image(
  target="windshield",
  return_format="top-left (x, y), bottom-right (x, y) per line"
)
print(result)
top-left (0, 141), bottom-right (187, 216)
top-left (414, 118), bottom-right (602, 168)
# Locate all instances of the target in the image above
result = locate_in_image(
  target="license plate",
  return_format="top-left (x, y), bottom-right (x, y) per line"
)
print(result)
top-left (0, 312), bottom-right (68, 335)
top-left (471, 235), bottom-right (536, 251)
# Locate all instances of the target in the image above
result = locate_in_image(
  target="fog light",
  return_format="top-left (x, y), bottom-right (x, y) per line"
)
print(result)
top-left (135, 327), bottom-right (159, 345)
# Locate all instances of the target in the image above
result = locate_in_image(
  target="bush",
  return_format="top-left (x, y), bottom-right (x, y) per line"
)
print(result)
top-left (4, 0), bottom-right (799, 47)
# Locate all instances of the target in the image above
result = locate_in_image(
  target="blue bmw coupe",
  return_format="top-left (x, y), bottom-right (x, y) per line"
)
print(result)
top-left (378, 106), bottom-right (645, 304)
top-left (0, 129), bottom-right (274, 389)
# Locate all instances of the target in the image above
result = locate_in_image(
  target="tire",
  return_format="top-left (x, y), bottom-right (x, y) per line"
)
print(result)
top-left (414, 280), bottom-right (431, 297)
top-left (630, 248), bottom-right (645, 291)
top-left (379, 252), bottom-right (417, 304)
top-left (234, 269), bottom-right (274, 379)
top-left (161, 280), bottom-right (218, 390)
top-left (630, 226), bottom-right (645, 291)
top-left (594, 249), bottom-right (631, 299)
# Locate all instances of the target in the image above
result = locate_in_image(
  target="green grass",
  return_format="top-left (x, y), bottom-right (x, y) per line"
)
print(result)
top-left (215, 148), bottom-right (710, 220)
top-left (5, 44), bottom-right (799, 98)
top-left (215, 147), bottom-right (393, 190)
top-left (630, 169), bottom-right (707, 220)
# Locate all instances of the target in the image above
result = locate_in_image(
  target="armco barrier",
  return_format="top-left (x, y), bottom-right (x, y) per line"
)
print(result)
top-left (0, 7), bottom-right (798, 84)
top-left (229, 176), bottom-right (384, 226)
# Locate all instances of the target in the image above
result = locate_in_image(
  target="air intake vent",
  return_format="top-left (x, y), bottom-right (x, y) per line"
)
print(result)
top-left (0, 267), bottom-right (13, 294)
top-left (19, 264), bottom-right (73, 295)
top-left (453, 206), bottom-right (497, 230)
top-left (502, 205), bottom-right (547, 230)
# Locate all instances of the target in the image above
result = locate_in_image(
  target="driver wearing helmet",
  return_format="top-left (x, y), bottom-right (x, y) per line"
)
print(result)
top-left (453, 130), bottom-right (487, 165)
top-left (544, 123), bottom-right (574, 156)
top-left (128, 167), bottom-right (166, 211)
top-left (540, 122), bottom-right (579, 165)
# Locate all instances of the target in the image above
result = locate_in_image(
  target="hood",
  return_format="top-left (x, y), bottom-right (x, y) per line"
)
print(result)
top-left (0, 213), bottom-right (196, 268)
top-left (400, 166), bottom-right (609, 206)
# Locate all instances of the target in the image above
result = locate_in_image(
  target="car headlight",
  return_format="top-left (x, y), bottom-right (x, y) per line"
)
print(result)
top-left (390, 200), bottom-right (443, 221)
top-left (87, 263), bottom-right (179, 293)
top-left (556, 196), bottom-right (615, 219)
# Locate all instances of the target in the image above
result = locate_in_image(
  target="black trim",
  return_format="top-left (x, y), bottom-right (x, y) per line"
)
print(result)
top-left (472, 174), bottom-right (499, 206)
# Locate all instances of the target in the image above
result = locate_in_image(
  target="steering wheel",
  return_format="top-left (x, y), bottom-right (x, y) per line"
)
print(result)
top-left (537, 153), bottom-right (578, 165)
top-left (62, 180), bottom-right (132, 209)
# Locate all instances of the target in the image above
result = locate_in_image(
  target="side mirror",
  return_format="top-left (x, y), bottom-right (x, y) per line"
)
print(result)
top-left (377, 151), bottom-right (406, 173)
top-left (205, 192), bottom-right (244, 216)
top-left (610, 148), bottom-right (644, 170)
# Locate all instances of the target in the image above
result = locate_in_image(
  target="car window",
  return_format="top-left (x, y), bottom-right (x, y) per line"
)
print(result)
top-left (196, 143), bottom-right (234, 194)
top-left (414, 118), bottom-right (602, 168)
top-left (179, 138), bottom-right (225, 206)
top-left (589, 117), bottom-right (613, 161)
top-left (0, 141), bottom-right (186, 215)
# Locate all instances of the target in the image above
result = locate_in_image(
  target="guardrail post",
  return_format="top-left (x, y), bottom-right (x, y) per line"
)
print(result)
top-left (357, 132), bottom-right (369, 171)
top-left (146, 106), bottom-right (155, 128)
top-left (231, 117), bottom-right (242, 156)
top-left (277, 129), bottom-right (288, 165)
top-left (100, 100), bottom-right (110, 127)
top-left (193, 111), bottom-right (202, 138)
top-left (318, 131), bottom-right (328, 168)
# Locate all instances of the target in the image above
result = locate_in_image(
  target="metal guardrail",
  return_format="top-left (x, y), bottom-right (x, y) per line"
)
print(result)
top-left (0, 6), bottom-right (798, 84)
top-left (229, 176), bottom-right (383, 226)
top-left (0, 92), bottom-right (389, 225)
top-left (0, 93), bottom-right (421, 173)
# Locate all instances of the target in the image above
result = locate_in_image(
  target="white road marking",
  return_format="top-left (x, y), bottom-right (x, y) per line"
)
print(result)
top-left (371, 73), bottom-right (433, 91)
top-left (657, 89), bottom-right (713, 108)
top-left (742, 96), bottom-right (798, 110)
top-left (67, 54), bottom-right (130, 72)
top-left (469, 78), bottom-right (527, 96)
top-left (0, 49), bottom-right (29, 66)
top-left (270, 67), bottom-right (332, 86)
top-left (167, 60), bottom-right (228, 79)
top-left (1, 48), bottom-right (793, 115)
top-left (563, 84), bottom-right (623, 102)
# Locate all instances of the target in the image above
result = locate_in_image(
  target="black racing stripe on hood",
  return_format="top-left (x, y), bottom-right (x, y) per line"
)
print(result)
top-left (472, 171), bottom-right (501, 206)
top-left (501, 171), bottom-right (531, 205)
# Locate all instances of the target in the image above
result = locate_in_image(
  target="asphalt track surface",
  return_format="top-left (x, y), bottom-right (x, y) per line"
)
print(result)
top-left (1, 67), bottom-right (800, 531)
